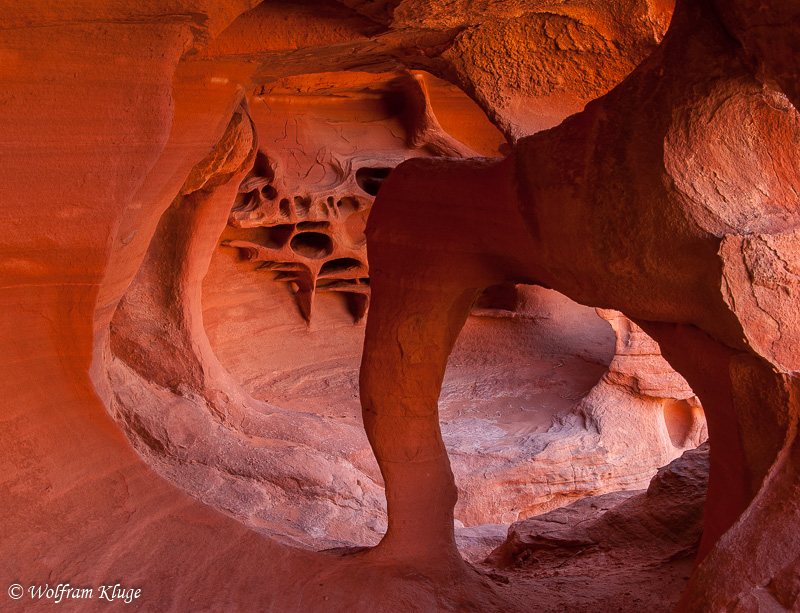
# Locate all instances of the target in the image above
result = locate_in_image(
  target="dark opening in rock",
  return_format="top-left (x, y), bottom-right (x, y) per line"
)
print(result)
top-left (290, 232), bottom-right (334, 259)
top-left (356, 167), bottom-right (393, 196)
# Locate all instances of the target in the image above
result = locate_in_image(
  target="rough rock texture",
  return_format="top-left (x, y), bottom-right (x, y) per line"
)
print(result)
top-left (711, 0), bottom-right (800, 114)
top-left (479, 443), bottom-right (709, 612)
top-left (190, 0), bottom-right (673, 142)
top-left (487, 442), bottom-right (709, 569)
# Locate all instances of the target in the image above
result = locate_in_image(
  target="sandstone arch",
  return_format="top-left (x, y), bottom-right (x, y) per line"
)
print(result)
top-left (360, 0), bottom-right (800, 608)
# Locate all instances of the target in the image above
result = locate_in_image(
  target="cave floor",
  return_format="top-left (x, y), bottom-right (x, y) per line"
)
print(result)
top-left (478, 556), bottom-right (694, 613)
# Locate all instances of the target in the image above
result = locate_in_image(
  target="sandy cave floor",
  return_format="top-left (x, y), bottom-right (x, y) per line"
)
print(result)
top-left (480, 557), bottom-right (695, 613)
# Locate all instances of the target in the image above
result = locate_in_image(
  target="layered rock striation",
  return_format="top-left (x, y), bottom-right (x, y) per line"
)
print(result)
top-left (2, 0), bottom-right (799, 611)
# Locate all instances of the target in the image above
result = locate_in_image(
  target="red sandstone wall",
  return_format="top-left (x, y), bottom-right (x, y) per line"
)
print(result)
top-left (2, 0), bottom-right (799, 611)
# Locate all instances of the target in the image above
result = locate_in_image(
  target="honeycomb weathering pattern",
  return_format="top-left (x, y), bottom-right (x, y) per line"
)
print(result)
top-left (219, 70), bottom-right (501, 324)
top-left (224, 149), bottom-right (375, 322)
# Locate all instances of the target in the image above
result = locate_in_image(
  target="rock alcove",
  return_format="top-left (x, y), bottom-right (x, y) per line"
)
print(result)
top-left (2, 0), bottom-right (800, 611)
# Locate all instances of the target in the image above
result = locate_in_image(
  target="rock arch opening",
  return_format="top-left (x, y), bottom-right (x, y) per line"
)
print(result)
top-left (101, 63), bottom-right (710, 575)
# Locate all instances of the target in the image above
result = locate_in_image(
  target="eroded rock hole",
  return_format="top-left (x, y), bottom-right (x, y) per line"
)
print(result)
top-left (232, 151), bottom-right (276, 213)
top-left (290, 231), bottom-right (333, 259)
top-left (335, 196), bottom-right (364, 214)
top-left (232, 191), bottom-right (257, 213)
top-left (319, 258), bottom-right (362, 276)
top-left (251, 150), bottom-right (275, 182)
top-left (294, 195), bottom-right (312, 215)
top-left (356, 167), bottom-right (392, 196)
top-left (226, 225), bottom-right (292, 251)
